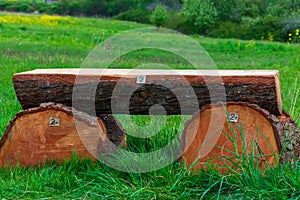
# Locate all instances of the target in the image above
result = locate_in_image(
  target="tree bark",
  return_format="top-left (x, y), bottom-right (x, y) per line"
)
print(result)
top-left (98, 114), bottom-right (127, 148)
top-left (0, 103), bottom-right (126, 168)
top-left (180, 102), bottom-right (299, 172)
top-left (13, 69), bottom-right (282, 116)
top-left (277, 111), bottom-right (300, 163)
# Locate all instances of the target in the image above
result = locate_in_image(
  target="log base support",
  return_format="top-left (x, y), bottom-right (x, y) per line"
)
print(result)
top-left (0, 102), bottom-right (298, 170)
top-left (0, 103), bottom-right (126, 168)
top-left (180, 102), bottom-right (299, 172)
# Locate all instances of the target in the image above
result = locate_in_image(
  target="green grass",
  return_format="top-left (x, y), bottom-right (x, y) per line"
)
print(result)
top-left (0, 12), bottom-right (299, 199)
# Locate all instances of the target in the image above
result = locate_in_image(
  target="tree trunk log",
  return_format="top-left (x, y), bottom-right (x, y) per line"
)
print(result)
top-left (180, 102), bottom-right (299, 172)
top-left (0, 103), bottom-right (126, 168)
top-left (13, 69), bottom-right (282, 116)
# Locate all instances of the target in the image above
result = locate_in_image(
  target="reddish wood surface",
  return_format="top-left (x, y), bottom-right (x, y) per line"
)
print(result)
top-left (0, 103), bottom-right (126, 168)
top-left (180, 102), bottom-right (299, 172)
top-left (13, 69), bottom-right (282, 116)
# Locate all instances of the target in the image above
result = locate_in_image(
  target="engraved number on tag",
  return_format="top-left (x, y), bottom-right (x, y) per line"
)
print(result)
top-left (229, 113), bottom-right (239, 123)
top-left (50, 117), bottom-right (60, 127)
top-left (136, 75), bottom-right (146, 84)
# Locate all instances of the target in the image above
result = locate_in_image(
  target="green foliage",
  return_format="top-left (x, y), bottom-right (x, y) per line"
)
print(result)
top-left (4, 0), bottom-right (300, 44)
top-left (163, 12), bottom-right (199, 34)
top-left (154, 0), bottom-right (183, 11)
top-left (0, 13), bottom-right (299, 199)
top-left (282, 15), bottom-right (300, 34)
top-left (80, 0), bottom-right (106, 16)
top-left (209, 17), bottom-right (285, 42)
top-left (0, 1), bottom-right (9, 10)
top-left (240, 0), bottom-right (268, 18)
top-left (208, 21), bottom-right (244, 39)
top-left (266, 0), bottom-right (291, 17)
top-left (181, 0), bottom-right (218, 33)
top-left (150, 5), bottom-right (169, 28)
top-left (105, 0), bottom-right (134, 16)
top-left (212, 0), bottom-right (242, 23)
top-left (114, 9), bottom-right (151, 24)
top-left (163, 12), bottom-right (185, 30)
top-left (242, 16), bottom-right (283, 41)
top-left (0, 0), bottom-right (137, 16)
top-left (35, 2), bottom-right (48, 13)
top-left (3, 1), bottom-right (32, 13)
top-left (57, 0), bottom-right (70, 15)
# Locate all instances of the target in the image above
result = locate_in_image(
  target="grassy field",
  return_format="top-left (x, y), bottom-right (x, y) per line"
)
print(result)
top-left (0, 12), bottom-right (300, 199)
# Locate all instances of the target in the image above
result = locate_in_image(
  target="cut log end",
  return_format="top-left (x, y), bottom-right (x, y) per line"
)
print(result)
top-left (0, 103), bottom-right (126, 168)
top-left (180, 102), bottom-right (299, 172)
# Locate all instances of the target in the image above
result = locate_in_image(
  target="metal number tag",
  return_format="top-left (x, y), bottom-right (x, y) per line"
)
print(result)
top-left (50, 117), bottom-right (60, 127)
top-left (229, 113), bottom-right (239, 123)
top-left (136, 75), bottom-right (146, 84)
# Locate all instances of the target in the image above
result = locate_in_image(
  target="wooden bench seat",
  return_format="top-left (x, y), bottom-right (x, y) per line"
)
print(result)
top-left (13, 69), bottom-right (282, 116)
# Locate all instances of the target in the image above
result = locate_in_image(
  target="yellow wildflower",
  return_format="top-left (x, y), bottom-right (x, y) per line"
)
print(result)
top-left (296, 29), bottom-right (299, 36)
top-left (289, 33), bottom-right (293, 37)
top-left (0, 14), bottom-right (77, 27)
top-left (268, 33), bottom-right (274, 41)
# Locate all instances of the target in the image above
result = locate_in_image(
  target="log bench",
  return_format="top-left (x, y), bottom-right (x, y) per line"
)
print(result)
top-left (0, 69), bottom-right (298, 170)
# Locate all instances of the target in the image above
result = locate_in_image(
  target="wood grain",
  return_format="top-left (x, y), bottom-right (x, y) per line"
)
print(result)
top-left (0, 103), bottom-right (126, 167)
top-left (180, 102), bottom-right (299, 172)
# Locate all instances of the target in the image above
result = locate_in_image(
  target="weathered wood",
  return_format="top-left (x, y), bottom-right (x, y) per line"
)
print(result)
top-left (0, 103), bottom-right (126, 167)
top-left (180, 102), bottom-right (299, 172)
top-left (13, 69), bottom-right (282, 116)
top-left (278, 111), bottom-right (300, 162)
top-left (98, 114), bottom-right (127, 148)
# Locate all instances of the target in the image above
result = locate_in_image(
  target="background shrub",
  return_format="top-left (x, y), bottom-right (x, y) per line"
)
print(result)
top-left (181, 0), bottom-right (218, 34)
top-left (249, 17), bottom-right (283, 41)
top-left (150, 5), bottom-right (169, 28)
top-left (0, 1), bottom-right (9, 10)
top-left (105, 0), bottom-right (133, 16)
top-left (209, 17), bottom-right (285, 42)
top-left (5, 2), bottom-right (30, 12)
top-left (45, 3), bottom-right (62, 15)
top-left (163, 12), bottom-right (185, 30)
top-left (281, 15), bottom-right (300, 34)
top-left (114, 9), bottom-right (151, 24)
top-left (163, 12), bottom-right (198, 34)
top-left (212, 0), bottom-right (242, 23)
top-left (208, 22), bottom-right (245, 39)
top-left (80, 0), bottom-right (106, 16)
top-left (36, 2), bottom-right (48, 13)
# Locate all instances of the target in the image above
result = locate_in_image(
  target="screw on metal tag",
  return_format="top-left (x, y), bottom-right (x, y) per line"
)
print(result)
top-left (136, 75), bottom-right (146, 84)
top-left (229, 113), bottom-right (239, 123)
top-left (49, 117), bottom-right (60, 127)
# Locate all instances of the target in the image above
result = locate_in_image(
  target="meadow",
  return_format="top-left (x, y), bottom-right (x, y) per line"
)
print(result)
top-left (0, 12), bottom-right (300, 199)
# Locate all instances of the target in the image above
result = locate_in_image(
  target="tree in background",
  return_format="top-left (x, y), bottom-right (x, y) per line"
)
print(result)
top-left (59, 0), bottom-right (70, 15)
top-left (181, 0), bottom-right (218, 32)
top-left (266, 0), bottom-right (290, 17)
top-left (240, 0), bottom-right (268, 17)
top-left (105, 0), bottom-right (133, 16)
top-left (150, 5), bottom-right (169, 28)
top-left (291, 0), bottom-right (299, 12)
top-left (80, 0), bottom-right (106, 16)
top-left (212, 0), bottom-right (243, 23)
